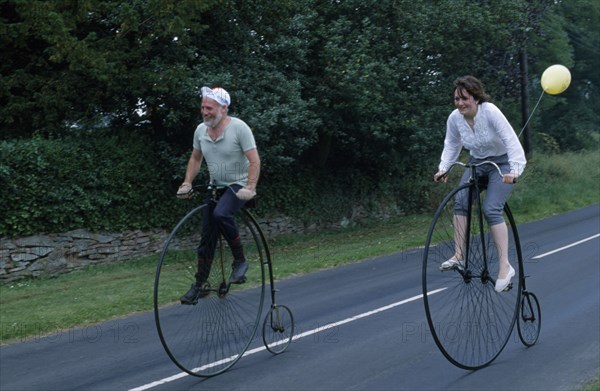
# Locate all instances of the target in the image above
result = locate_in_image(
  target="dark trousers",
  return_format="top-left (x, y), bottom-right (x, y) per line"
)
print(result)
top-left (195, 185), bottom-right (246, 282)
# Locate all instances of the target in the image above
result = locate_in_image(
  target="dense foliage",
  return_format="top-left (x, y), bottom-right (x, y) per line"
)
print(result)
top-left (0, 133), bottom-right (191, 236)
top-left (1, 0), bottom-right (598, 237)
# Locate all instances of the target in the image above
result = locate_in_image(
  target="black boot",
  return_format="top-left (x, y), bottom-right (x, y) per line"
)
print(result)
top-left (229, 259), bottom-right (248, 284)
top-left (180, 283), bottom-right (209, 305)
top-left (228, 236), bottom-right (245, 260)
top-left (227, 237), bottom-right (248, 284)
top-left (180, 257), bottom-right (212, 304)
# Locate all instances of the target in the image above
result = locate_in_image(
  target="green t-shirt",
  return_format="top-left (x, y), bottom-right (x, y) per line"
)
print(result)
top-left (192, 117), bottom-right (257, 187)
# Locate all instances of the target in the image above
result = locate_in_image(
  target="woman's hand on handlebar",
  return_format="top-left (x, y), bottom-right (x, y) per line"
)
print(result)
top-left (502, 173), bottom-right (518, 184)
top-left (433, 171), bottom-right (448, 183)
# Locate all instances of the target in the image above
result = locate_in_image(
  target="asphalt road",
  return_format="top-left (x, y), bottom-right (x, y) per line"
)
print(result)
top-left (1, 204), bottom-right (599, 391)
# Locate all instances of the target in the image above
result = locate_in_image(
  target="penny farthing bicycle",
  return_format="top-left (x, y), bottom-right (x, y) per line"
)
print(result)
top-left (154, 184), bottom-right (294, 377)
top-left (422, 161), bottom-right (541, 370)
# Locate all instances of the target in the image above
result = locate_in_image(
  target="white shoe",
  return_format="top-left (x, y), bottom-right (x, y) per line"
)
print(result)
top-left (440, 258), bottom-right (465, 270)
top-left (495, 265), bottom-right (516, 292)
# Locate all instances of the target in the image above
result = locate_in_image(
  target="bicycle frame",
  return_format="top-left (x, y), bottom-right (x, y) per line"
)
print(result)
top-left (202, 185), bottom-right (294, 354)
top-left (154, 183), bottom-right (294, 377)
top-left (423, 161), bottom-right (540, 368)
top-left (449, 164), bottom-right (494, 285)
top-left (241, 208), bottom-right (280, 309)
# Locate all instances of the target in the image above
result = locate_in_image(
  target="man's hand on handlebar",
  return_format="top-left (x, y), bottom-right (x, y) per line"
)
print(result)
top-left (177, 182), bottom-right (193, 199)
top-left (236, 187), bottom-right (256, 201)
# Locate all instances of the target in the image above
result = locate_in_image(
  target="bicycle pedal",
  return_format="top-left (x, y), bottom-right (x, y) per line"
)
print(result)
top-left (503, 283), bottom-right (513, 292)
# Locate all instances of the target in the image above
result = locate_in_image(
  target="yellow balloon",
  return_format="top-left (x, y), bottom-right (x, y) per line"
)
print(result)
top-left (541, 64), bottom-right (571, 95)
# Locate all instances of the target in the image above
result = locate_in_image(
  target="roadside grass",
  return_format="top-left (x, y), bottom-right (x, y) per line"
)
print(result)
top-left (582, 377), bottom-right (600, 391)
top-left (0, 214), bottom-right (431, 343)
top-left (509, 151), bottom-right (600, 222)
top-left (0, 257), bottom-right (157, 342)
top-left (268, 214), bottom-right (429, 278)
top-left (1, 151), bottom-right (598, 344)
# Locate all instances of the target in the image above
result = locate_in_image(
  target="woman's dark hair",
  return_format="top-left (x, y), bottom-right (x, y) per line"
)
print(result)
top-left (454, 75), bottom-right (490, 103)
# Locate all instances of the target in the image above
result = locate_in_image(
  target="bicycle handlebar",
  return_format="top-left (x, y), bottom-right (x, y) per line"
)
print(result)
top-left (439, 161), bottom-right (517, 184)
top-left (177, 183), bottom-right (226, 200)
top-left (184, 183), bottom-right (229, 197)
top-left (180, 183), bottom-right (258, 207)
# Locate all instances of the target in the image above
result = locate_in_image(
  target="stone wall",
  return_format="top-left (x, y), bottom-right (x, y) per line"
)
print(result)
top-left (0, 204), bottom-right (400, 283)
top-left (0, 229), bottom-right (165, 282)
top-left (0, 215), bottom-right (305, 283)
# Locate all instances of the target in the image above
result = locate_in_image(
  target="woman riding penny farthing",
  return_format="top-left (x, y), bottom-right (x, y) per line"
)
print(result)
top-left (422, 76), bottom-right (540, 369)
top-left (153, 87), bottom-right (294, 377)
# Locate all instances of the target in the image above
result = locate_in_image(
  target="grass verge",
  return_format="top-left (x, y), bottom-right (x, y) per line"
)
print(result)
top-left (1, 151), bottom-right (598, 344)
top-left (584, 377), bottom-right (600, 391)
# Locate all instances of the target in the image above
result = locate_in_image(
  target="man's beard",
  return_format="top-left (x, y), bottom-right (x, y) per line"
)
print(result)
top-left (204, 111), bottom-right (223, 128)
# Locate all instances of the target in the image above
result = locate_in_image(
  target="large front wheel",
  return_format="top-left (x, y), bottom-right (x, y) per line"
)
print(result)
top-left (422, 184), bottom-right (522, 369)
top-left (154, 205), bottom-right (266, 377)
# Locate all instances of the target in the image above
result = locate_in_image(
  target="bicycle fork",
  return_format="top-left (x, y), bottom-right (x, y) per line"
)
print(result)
top-left (458, 174), bottom-right (495, 287)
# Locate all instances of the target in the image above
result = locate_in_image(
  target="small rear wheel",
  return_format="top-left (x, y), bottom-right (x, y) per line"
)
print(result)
top-left (262, 305), bottom-right (294, 354)
top-left (517, 291), bottom-right (541, 346)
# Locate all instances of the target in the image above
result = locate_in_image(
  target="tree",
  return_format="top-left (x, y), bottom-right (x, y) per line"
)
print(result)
top-left (299, 0), bottom-right (532, 177)
top-left (529, 0), bottom-right (600, 151)
top-left (0, 0), bottom-right (216, 139)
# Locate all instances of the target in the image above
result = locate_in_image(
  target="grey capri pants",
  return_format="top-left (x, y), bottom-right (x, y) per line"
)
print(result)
top-left (454, 154), bottom-right (514, 226)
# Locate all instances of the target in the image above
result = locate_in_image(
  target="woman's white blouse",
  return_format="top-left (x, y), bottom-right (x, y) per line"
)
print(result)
top-left (439, 102), bottom-right (527, 175)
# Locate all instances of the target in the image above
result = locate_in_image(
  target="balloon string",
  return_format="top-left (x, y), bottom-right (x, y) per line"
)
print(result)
top-left (518, 90), bottom-right (545, 138)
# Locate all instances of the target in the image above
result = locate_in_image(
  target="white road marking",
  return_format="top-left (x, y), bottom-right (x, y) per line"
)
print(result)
top-left (128, 288), bottom-right (447, 391)
top-left (532, 233), bottom-right (600, 259)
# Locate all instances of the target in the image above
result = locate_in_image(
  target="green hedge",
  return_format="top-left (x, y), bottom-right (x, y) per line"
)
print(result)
top-left (0, 133), bottom-right (439, 238)
top-left (0, 133), bottom-right (188, 237)
top-left (253, 159), bottom-right (442, 228)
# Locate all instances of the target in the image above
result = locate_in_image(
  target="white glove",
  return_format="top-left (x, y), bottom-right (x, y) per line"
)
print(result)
top-left (236, 187), bottom-right (256, 201)
top-left (177, 182), bottom-right (193, 199)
